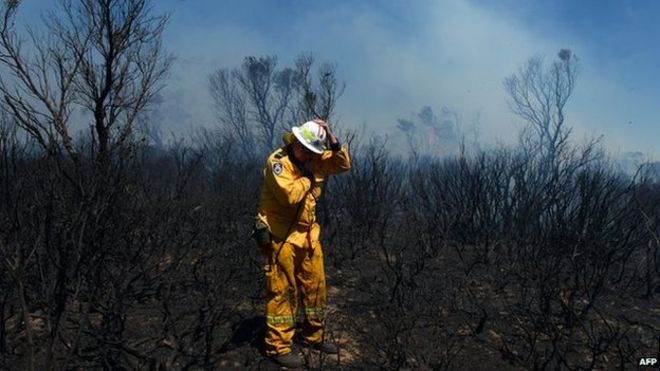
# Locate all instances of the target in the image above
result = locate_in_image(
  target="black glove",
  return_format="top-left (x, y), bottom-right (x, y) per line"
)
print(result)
top-left (330, 140), bottom-right (341, 152)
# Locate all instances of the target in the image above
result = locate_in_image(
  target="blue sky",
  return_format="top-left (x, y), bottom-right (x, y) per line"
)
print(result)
top-left (14, 0), bottom-right (660, 159)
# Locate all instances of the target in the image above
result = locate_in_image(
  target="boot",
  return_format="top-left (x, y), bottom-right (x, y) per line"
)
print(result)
top-left (302, 340), bottom-right (339, 354)
top-left (271, 350), bottom-right (304, 368)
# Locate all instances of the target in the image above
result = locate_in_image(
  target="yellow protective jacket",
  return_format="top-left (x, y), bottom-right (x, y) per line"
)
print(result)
top-left (257, 133), bottom-right (351, 247)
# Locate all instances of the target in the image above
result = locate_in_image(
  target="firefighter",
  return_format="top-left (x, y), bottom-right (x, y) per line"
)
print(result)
top-left (254, 119), bottom-right (351, 368)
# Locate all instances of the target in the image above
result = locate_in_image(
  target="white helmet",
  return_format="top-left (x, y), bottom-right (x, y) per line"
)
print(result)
top-left (291, 120), bottom-right (327, 154)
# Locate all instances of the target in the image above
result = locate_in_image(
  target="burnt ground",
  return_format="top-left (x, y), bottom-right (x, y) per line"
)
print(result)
top-left (3, 244), bottom-right (658, 370)
top-left (213, 245), bottom-right (660, 370)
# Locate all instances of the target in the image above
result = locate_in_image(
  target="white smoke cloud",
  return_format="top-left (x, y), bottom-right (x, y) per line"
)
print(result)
top-left (148, 0), bottom-right (660, 158)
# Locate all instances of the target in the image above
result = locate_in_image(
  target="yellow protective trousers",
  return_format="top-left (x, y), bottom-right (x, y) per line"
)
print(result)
top-left (264, 236), bottom-right (326, 356)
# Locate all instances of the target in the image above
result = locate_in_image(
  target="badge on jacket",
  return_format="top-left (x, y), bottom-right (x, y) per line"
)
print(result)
top-left (272, 162), bottom-right (283, 176)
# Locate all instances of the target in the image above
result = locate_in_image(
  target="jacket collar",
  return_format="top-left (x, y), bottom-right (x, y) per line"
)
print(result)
top-left (286, 145), bottom-right (306, 173)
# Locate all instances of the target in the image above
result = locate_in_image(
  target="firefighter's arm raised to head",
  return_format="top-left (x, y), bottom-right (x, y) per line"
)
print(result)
top-left (265, 157), bottom-right (312, 205)
top-left (312, 119), bottom-right (351, 176)
top-left (315, 144), bottom-right (351, 176)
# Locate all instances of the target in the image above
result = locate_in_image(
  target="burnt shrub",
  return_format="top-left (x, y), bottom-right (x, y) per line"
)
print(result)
top-left (2, 123), bottom-right (659, 370)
